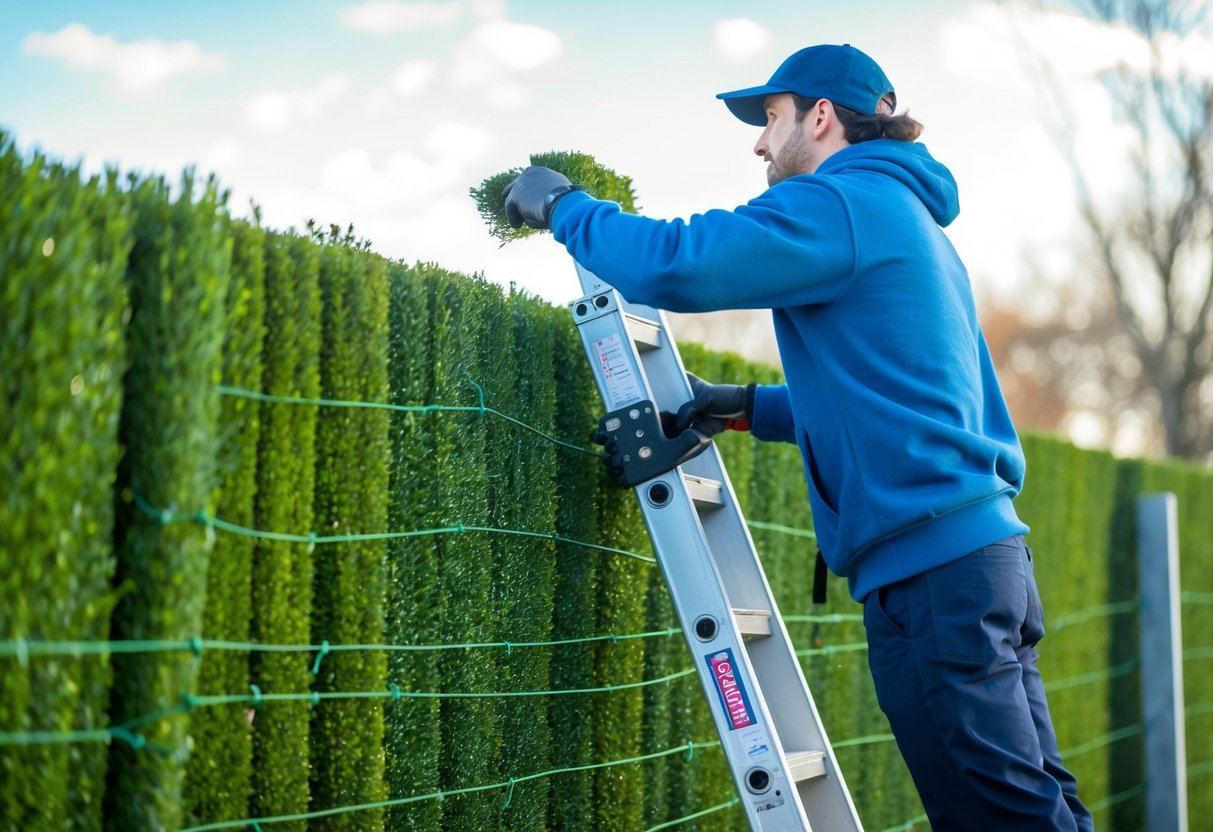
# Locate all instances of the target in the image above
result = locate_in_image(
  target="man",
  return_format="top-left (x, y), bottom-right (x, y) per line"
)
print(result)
top-left (503, 43), bottom-right (1093, 831)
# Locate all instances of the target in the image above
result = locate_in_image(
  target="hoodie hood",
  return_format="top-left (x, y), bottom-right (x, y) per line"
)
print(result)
top-left (816, 140), bottom-right (960, 227)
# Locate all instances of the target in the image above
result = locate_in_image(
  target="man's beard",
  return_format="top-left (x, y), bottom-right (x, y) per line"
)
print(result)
top-left (766, 125), bottom-right (813, 186)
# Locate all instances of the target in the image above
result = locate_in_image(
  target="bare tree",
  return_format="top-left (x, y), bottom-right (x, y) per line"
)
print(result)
top-left (984, 279), bottom-right (1163, 454)
top-left (1013, 0), bottom-right (1213, 460)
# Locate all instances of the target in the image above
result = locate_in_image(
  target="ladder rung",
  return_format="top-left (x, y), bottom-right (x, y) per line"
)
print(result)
top-left (732, 608), bottom-right (771, 638)
top-left (787, 751), bottom-right (827, 783)
top-left (624, 313), bottom-right (662, 351)
top-left (683, 474), bottom-right (723, 509)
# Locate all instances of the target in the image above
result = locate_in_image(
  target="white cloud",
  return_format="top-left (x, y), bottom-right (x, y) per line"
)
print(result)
top-left (246, 73), bottom-right (352, 130)
top-left (470, 0), bottom-right (507, 22)
top-left (22, 23), bottom-right (225, 97)
top-left (449, 20), bottom-right (562, 109)
top-left (425, 122), bottom-right (493, 159)
top-left (365, 59), bottom-right (437, 113)
top-left (484, 82), bottom-right (530, 110)
top-left (469, 20), bottom-right (562, 71)
top-left (202, 140), bottom-right (241, 170)
top-left (713, 18), bottom-right (771, 63)
top-left (392, 59), bottom-right (438, 95)
top-left (320, 146), bottom-right (461, 207)
top-left (340, 1), bottom-right (462, 32)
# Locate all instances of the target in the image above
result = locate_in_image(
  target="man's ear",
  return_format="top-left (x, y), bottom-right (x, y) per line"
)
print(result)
top-left (810, 99), bottom-right (836, 140)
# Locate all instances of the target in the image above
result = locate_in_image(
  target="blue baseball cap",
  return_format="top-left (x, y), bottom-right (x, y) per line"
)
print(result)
top-left (716, 44), bottom-right (894, 126)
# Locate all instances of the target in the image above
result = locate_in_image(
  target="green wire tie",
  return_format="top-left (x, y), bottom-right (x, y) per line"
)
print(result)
top-left (311, 641), bottom-right (331, 675)
top-left (249, 684), bottom-right (263, 710)
top-left (504, 641), bottom-right (512, 656)
top-left (685, 741), bottom-right (695, 761)
top-left (14, 637), bottom-right (28, 667)
top-left (307, 531), bottom-right (318, 554)
top-left (198, 509), bottom-right (216, 548)
top-left (181, 693), bottom-right (198, 712)
top-left (502, 777), bottom-right (516, 810)
top-left (466, 377), bottom-right (486, 417)
top-left (310, 691), bottom-right (320, 707)
top-left (389, 684), bottom-right (402, 701)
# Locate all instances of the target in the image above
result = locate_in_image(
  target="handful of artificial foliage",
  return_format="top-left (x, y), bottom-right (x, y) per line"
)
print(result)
top-left (470, 150), bottom-right (638, 245)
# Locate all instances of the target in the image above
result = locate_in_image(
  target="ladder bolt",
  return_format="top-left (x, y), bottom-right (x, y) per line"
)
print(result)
top-left (693, 615), bottom-right (718, 642)
top-left (746, 767), bottom-right (773, 795)
top-left (646, 482), bottom-right (672, 508)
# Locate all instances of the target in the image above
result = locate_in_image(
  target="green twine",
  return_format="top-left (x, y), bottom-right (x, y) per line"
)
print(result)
top-left (179, 737), bottom-right (720, 831)
top-left (129, 494), bottom-right (656, 564)
top-left (216, 382), bottom-right (604, 458)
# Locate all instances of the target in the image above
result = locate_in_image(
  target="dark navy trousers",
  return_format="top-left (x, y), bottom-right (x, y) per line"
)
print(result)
top-left (863, 535), bottom-right (1095, 831)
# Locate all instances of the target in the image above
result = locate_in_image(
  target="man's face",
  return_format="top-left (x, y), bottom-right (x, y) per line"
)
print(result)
top-left (754, 93), bottom-right (813, 187)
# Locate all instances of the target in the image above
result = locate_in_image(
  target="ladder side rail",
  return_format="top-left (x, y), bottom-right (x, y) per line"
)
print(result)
top-left (571, 288), bottom-right (815, 829)
top-left (570, 263), bottom-right (863, 831)
top-left (620, 301), bottom-right (863, 829)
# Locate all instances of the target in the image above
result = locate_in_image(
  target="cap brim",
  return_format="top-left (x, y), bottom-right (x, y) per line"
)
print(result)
top-left (715, 84), bottom-right (787, 126)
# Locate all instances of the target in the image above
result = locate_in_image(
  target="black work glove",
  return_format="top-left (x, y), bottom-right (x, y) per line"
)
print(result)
top-left (501, 166), bottom-right (586, 230)
top-left (675, 374), bottom-right (757, 437)
top-left (591, 409), bottom-right (712, 488)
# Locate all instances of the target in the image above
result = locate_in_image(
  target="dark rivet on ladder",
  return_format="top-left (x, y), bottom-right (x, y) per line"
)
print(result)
top-left (746, 767), bottom-right (772, 795)
top-left (647, 482), bottom-right (671, 508)
top-left (693, 615), bottom-right (717, 641)
top-left (595, 295), bottom-right (609, 308)
top-left (575, 302), bottom-right (588, 316)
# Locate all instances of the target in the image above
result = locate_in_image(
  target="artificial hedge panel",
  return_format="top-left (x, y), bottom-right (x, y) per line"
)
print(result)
top-left (590, 453), bottom-right (650, 831)
top-left (183, 217), bottom-right (266, 827)
top-left (545, 310), bottom-right (606, 831)
top-left (494, 292), bottom-right (559, 831)
top-left (0, 138), bottom-right (131, 831)
top-left (428, 272), bottom-right (501, 832)
top-left (249, 231), bottom-right (322, 828)
top-left (384, 261), bottom-right (442, 832)
top-left (105, 172), bottom-right (232, 831)
top-left (309, 233), bottom-right (390, 830)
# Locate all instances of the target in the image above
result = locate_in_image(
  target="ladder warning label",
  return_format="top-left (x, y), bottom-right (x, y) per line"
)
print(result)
top-left (742, 727), bottom-right (771, 760)
top-left (593, 334), bottom-right (643, 409)
top-left (707, 648), bottom-right (756, 731)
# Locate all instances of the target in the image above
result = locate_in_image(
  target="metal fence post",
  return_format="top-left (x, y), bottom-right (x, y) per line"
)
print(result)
top-left (1137, 493), bottom-right (1188, 831)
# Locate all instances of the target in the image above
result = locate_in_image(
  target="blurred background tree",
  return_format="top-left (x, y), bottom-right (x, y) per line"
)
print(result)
top-left (1007, 0), bottom-right (1213, 461)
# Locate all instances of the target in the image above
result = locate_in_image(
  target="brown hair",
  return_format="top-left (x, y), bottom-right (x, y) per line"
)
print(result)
top-left (792, 94), bottom-right (924, 143)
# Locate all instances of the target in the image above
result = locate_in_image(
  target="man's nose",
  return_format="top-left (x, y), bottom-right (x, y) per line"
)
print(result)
top-left (753, 127), bottom-right (771, 158)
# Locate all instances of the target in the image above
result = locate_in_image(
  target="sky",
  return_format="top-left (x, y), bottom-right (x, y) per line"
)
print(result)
top-left (1, 0), bottom-right (1202, 317)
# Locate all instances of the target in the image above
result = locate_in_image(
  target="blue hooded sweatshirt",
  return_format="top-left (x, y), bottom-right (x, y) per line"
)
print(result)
top-left (550, 139), bottom-right (1028, 601)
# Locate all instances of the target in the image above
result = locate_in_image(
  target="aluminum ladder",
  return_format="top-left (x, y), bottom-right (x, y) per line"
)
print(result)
top-left (568, 262), bottom-right (864, 831)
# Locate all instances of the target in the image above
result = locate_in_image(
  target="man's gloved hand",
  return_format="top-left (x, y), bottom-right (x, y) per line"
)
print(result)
top-left (675, 374), bottom-right (756, 437)
top-left (502, 166), bottom-right (586, 230)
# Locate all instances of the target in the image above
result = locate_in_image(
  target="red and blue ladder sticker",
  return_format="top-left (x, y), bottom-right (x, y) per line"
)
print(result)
top-left (706, 648), bottom-right (757, 731)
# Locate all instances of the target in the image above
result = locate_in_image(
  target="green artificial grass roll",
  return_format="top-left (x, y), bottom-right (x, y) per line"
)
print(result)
top-left (470, 151), bottom-right (637, 245)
